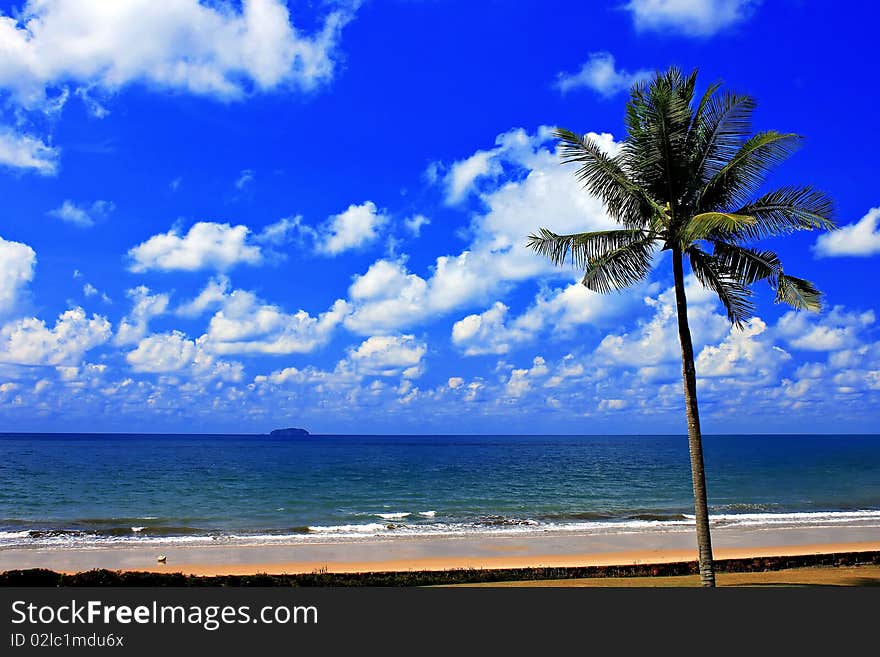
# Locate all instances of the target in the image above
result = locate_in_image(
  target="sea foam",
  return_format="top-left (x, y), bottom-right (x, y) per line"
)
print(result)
top-left (2, 510), bottom-right (880, 549)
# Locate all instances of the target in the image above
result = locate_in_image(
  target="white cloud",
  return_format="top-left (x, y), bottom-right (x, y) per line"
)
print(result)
top-left (779, 335), bottom-right (880, 404)
top-left (0, 127), bottom-right (59, 174)
top-left (169, 276), bottom-right (350, 355)
top-left (696, 318), bottom-right (791, 383)
top-left (795, 362), bottom-right (825, 380)
top-left (56, 362), bottom-right (107, 383)
top-left (814, 207), bottom-right (880, 257)
top-left (594, 277), bottom-right (729, 368)
top-left (315, 201), bottom-right (388, 255)
top-left (598, 398), bottom-right (628, 411)
top-left (462, 381), bottom-right (484, 402)
top-left (448, 376), bottom-right (464, 389)
top-left (0, 236), bottom-right (36, 316)
top-left (532, 281), bottom-right (645, 329)
top-left (126, 331), bottom-right (196, 373)
top-left (47, 199), bottom-right (114, 227)
top-left (345, 127), bottom-right (619, 334)
top-left (125, 331), bottom-right (242, 381)
top-left (777, 306), bottom-right (874, 351)
top-left (504, 356), bottom-right (549, 397)
top-left (436, 127), bottom-right (556, 205)
top-left (347, 334), bottom-right (427, 376)
top-left (781, 377), bottom-right (815, 400)
top-left (342, 259), bottom-right (434, 334)
top-left (404, 214), bottom-right (430, 237)
top-left (115, 286), bottom-right (170, 345)
top-left (827, 342), bottom-right (880, 371)
top-left (0, 0), bottom-right (355, 109)
top-left (348, 259), bottom-right (415, 302)
top-left (254, 216), bottom-right (302, 246)
top-left (48, 201), bottom-right (89, 227)
top-left (453, 280), bottom-right (648, 356)
top-left (0, 307), bottom-right (111, 365)
top-left (253, 366), bottom-right (303, 386)
top-left (626, 0), bottom-right (758, 36)
top-left (555, 52), bottom-right (651, 96)
top-left (202, 290), bottom-right (348, 355)
top-left (235, 169), bottom-right (255, 190)
top-left (176, 276), bottom-right (230, 318)
top-left (443, 149), bottom-right (502, 204)
top-left (0, 1), bottom-right (356, 178)
top-left (452, 302), bottom-right (534, 356)
top-left (74, 85), bottom-right (109, 117)
top-left (248, 335), bottom-right (427, 410)
top-left (545, 355), bottom-right (586, 388)
top-left (128, 221), bottom-right (264, 272)
top-left (125, 331), bottom-right (244, 381)
top-left (253, 363), bottom-right (360, 390)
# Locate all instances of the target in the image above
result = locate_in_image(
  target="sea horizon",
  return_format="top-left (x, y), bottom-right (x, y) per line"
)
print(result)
top-left (3, 431), bottom-right (878, 437)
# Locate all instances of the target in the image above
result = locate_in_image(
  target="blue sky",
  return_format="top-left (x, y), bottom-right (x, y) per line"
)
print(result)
top-left (0, 0), bottom-right (878, 434)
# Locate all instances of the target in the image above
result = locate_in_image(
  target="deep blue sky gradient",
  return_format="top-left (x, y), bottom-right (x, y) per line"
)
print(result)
top-left (0, 0), bottom-right (877, 433)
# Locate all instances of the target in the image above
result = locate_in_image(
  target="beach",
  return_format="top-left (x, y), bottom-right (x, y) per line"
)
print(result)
top-left (3, 433), bottom-right (878, 579)
top-left (3, 523), bottom-right (878, 576)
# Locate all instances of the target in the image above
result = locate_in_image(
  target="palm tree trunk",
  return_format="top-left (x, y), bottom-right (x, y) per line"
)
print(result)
top-left (671, 247), bottom-right (716, 587)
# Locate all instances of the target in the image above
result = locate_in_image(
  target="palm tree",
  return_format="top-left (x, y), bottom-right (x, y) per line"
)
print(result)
top-left (527, 68), bottom-right (835, 587)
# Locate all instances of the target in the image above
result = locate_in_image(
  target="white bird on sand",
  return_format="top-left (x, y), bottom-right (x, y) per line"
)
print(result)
top-left (157, 555), bottom-right (167, 563)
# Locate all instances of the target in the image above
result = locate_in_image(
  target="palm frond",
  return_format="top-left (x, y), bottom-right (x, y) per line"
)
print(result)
top-left (729, 185), bottom-right (836, 241)
top-left (621, 71), bottom-right (694, 207)
top-left (678, 211), bottom-right (756, 246)
top-left (685, 81), bottom-right (723, 166)
top-left (526, 228), bottom-right (652, 269)
top-left (774, 273), bottom-right (822, 312)
top-left (554, 128), bottom-right (660, 228)
top-left (533, 67), bottom-right (832, 331)
top-left (689, 90), bottom-right (756, 185)
top-left (689, 81), bottom-right (722, 129)
top-left (711, 242), bottom-right (781, 285)
top-left (580, 236), bottom-right (657, 294)
top-left (688, 247), bottom-right (755, 326)
top-left (698, 131), bottom-right (801, 211)
top-left (650, 91), bottom-right (693, 202)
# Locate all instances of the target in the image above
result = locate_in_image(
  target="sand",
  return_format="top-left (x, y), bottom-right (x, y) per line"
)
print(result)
top-left (140, 541), bottom-right (880, 576)
top-left (1, 523), bottom-right (878, 576)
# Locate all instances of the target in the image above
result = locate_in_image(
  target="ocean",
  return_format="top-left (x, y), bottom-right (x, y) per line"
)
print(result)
top-left (2, 433), bottom-right (879, 549)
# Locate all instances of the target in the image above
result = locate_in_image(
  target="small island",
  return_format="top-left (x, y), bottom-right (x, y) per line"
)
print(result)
top-left (269, 427), bottom-right (310, 437)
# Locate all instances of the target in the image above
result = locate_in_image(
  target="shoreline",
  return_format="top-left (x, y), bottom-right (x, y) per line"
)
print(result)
top-left (2, 524), bottom-right (878, 576)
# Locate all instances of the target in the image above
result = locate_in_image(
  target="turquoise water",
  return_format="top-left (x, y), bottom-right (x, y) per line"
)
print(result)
top-left (1, 433), bottom-right (879, 547)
